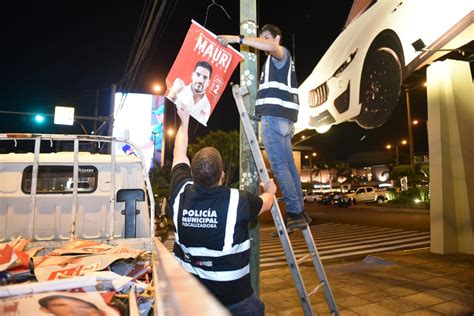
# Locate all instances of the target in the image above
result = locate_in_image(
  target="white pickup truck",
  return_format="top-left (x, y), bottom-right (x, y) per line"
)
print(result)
top-left (0, 133), bottom-right (228, 315)
top-left (345, 186), bottom-right (390, 204)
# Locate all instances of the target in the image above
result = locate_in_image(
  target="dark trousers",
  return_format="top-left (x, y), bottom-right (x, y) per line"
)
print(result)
top-left (225, 293), bottom-right (265, 316)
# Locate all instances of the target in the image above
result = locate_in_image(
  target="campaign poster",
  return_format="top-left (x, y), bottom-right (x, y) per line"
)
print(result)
top-left (112, 93), bottom-right (165, 170)
top-left (0, 291), bottom-right (119, 316)
top-left (165, 20), bottom-right (243, 126)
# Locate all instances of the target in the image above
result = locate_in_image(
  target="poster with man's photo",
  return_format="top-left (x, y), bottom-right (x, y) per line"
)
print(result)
top-left (0, 291), bottom-right (119, 316)
top-left (165, 20), bottom-right (243, 126)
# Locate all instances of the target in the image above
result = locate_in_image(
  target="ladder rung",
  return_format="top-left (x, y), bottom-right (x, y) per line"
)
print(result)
top-left (296, 252), bottom-right (315, 265)
top-left (308, 282), bottom-right (326, 297)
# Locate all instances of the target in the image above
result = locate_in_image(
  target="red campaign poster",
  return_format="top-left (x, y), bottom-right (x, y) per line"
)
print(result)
top-left (165, 20), bottom-right (243, 126)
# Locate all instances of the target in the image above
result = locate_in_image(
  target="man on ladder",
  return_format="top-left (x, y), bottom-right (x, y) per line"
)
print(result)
top-left (217, 24), bottom-right (311, 232)
top-left (218, 25), bottom-right (339, 315)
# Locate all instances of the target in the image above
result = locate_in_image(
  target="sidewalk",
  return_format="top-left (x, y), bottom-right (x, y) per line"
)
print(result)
top-left (260, 248), bottom-right (474, 315)
top-left (354, 204), bottom-right (430, 214)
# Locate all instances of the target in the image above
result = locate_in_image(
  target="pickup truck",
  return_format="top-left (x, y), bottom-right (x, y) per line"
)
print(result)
top-left (0, 133), bottom-right (229, 315)
top-left (345, 186), bottom-right (389, 204)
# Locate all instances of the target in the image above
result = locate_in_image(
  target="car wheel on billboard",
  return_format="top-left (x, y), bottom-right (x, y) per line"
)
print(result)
top-left (356, 43), bottom-right (402, 129)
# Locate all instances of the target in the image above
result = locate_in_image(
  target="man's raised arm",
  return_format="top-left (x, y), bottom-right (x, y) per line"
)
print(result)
top-left (172, 107), bottom-right (191, 168)
top-left (216, 34), bottom-right (284, 60)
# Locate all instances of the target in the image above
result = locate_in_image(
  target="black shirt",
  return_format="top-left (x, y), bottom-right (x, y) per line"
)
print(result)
top-left (170, 163), bottom-right (263, 305)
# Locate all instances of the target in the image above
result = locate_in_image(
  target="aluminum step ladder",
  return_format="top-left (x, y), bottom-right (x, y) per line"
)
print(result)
top-left (232, 84), bottom-right (339, 316)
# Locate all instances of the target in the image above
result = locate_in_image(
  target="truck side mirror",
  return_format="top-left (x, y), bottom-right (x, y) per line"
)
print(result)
top-left (117, 189), bottom-right (145, 238)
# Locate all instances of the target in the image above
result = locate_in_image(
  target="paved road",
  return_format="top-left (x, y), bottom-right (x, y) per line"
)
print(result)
top-left (259, 222), bottom-right (430, 269)
top-left (163, 204), bottom-right (431, 269)
top-left (304, 203), bottom-right (430, 232)
top-left (257, 203), bottom-right (430, 269)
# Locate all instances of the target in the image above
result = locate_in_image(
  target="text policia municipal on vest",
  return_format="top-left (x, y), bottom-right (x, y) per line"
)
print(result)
top-left (181, 208), bottom-right (218, 228)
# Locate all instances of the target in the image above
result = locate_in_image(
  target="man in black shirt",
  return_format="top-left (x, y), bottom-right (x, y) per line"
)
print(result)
top-left (170, 106), bottom-right (276, 315)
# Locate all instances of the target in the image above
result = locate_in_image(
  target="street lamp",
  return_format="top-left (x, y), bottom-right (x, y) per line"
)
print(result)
top-left (164, 128), bottom-right (175, 163)
top-left (386, 144), bottom-right (399, 165)
top-left (404, 82), bottom-right (426, 173)
top-left (304, 152), bottom-right (317, 183)
top-left (386, 140), bottom-right (407, 166)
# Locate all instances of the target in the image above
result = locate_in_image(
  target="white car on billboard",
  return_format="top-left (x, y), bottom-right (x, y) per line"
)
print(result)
top-left (296, 0), bottom-right (473, 133)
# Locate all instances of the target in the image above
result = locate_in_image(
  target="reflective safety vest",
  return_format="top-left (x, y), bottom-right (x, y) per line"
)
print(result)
top-left (172, 181), bottom-right (251, 283)
top-left (256, 48), bottom-right (299, 122)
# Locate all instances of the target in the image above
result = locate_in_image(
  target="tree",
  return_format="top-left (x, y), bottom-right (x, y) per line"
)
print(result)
top-left (149, 130), bottom-right (239, 211)
top-left (419, 165), bottom-right (429, 178)
top-left (149, 161), bottom-right (172, 200)
top-left (188, 130), bottom-right (239, 188)
top-left (390, 165), bottom-right (413, 186)
top-left (335, 162), bottom-right (351, 184)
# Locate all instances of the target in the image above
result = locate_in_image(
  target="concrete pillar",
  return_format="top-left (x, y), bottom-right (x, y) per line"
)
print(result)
top-left (427, 59), bottom-right (474, 254)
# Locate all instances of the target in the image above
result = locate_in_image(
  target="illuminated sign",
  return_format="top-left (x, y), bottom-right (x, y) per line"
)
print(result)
top-left (112, 93), bottom-right (165, 171)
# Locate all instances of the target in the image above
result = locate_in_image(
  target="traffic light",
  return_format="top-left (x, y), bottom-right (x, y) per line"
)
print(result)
top-left (34, 114), bottom-right (45, 123)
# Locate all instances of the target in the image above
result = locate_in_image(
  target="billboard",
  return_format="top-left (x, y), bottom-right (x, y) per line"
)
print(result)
top-left (113, 93), bottom-right (165, 171)
top-left (296, 0), bottom-right (472, 134)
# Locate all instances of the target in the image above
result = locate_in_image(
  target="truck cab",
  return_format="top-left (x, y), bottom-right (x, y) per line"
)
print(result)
top-left (0, 134), bottom-right (153, 245)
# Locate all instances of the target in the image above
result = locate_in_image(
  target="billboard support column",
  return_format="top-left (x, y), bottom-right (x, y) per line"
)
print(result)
top-left (427, 59), bottom-right (474, 255)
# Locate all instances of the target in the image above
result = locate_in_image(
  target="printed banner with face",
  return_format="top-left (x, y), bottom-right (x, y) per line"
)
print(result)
top-left (0, 291), bottom-right (119, 316)
top-left (165, 20), bottom-right (243, 126)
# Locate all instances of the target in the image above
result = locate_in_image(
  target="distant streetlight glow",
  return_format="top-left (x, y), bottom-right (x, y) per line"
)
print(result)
top-left (153, 84), bottom-right (162, 93)
top-left (167, 128), bottom-right (174, 137)
top-left (34, 114), bottom-right (45, 123)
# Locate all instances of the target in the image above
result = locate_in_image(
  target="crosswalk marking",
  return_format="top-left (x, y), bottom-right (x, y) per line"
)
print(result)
top-left (260, 232), bottom-right (428, 253)
top-left (258, 223), bottom-right (430, 269)
top-left (162, 222), bottom-right (430, 270)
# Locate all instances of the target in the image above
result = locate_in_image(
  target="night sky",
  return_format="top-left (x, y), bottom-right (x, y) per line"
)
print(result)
top-left (1, 0), bottom-right (430, 162)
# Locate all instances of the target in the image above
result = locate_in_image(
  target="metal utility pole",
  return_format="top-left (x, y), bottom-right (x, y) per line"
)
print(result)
top-left (239, 0), bottom-right (260, 294)
top-left (395, 145), bottom-right (400, 166)
top-left (405, 88), bottom-right (416, 173)
top-left (94, 89), bottom-right (100, 133)
top-left (108, 84), bottom-right (116, 137)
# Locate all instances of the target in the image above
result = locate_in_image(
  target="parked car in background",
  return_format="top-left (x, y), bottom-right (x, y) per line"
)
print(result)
top-left (304, 192), bottom-right (324, 203)
top-left (345, 186), bottom-right (390, 204)
top-left (320, 192), bottom-right (336, 205)
top-left (332, 192), bottom-right (352, 207)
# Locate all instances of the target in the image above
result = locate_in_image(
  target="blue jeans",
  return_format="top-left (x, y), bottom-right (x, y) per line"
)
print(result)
top-left (261, 116), bottom-right (304, 215)
top-left (225, 293), bottom-right (265, 316)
